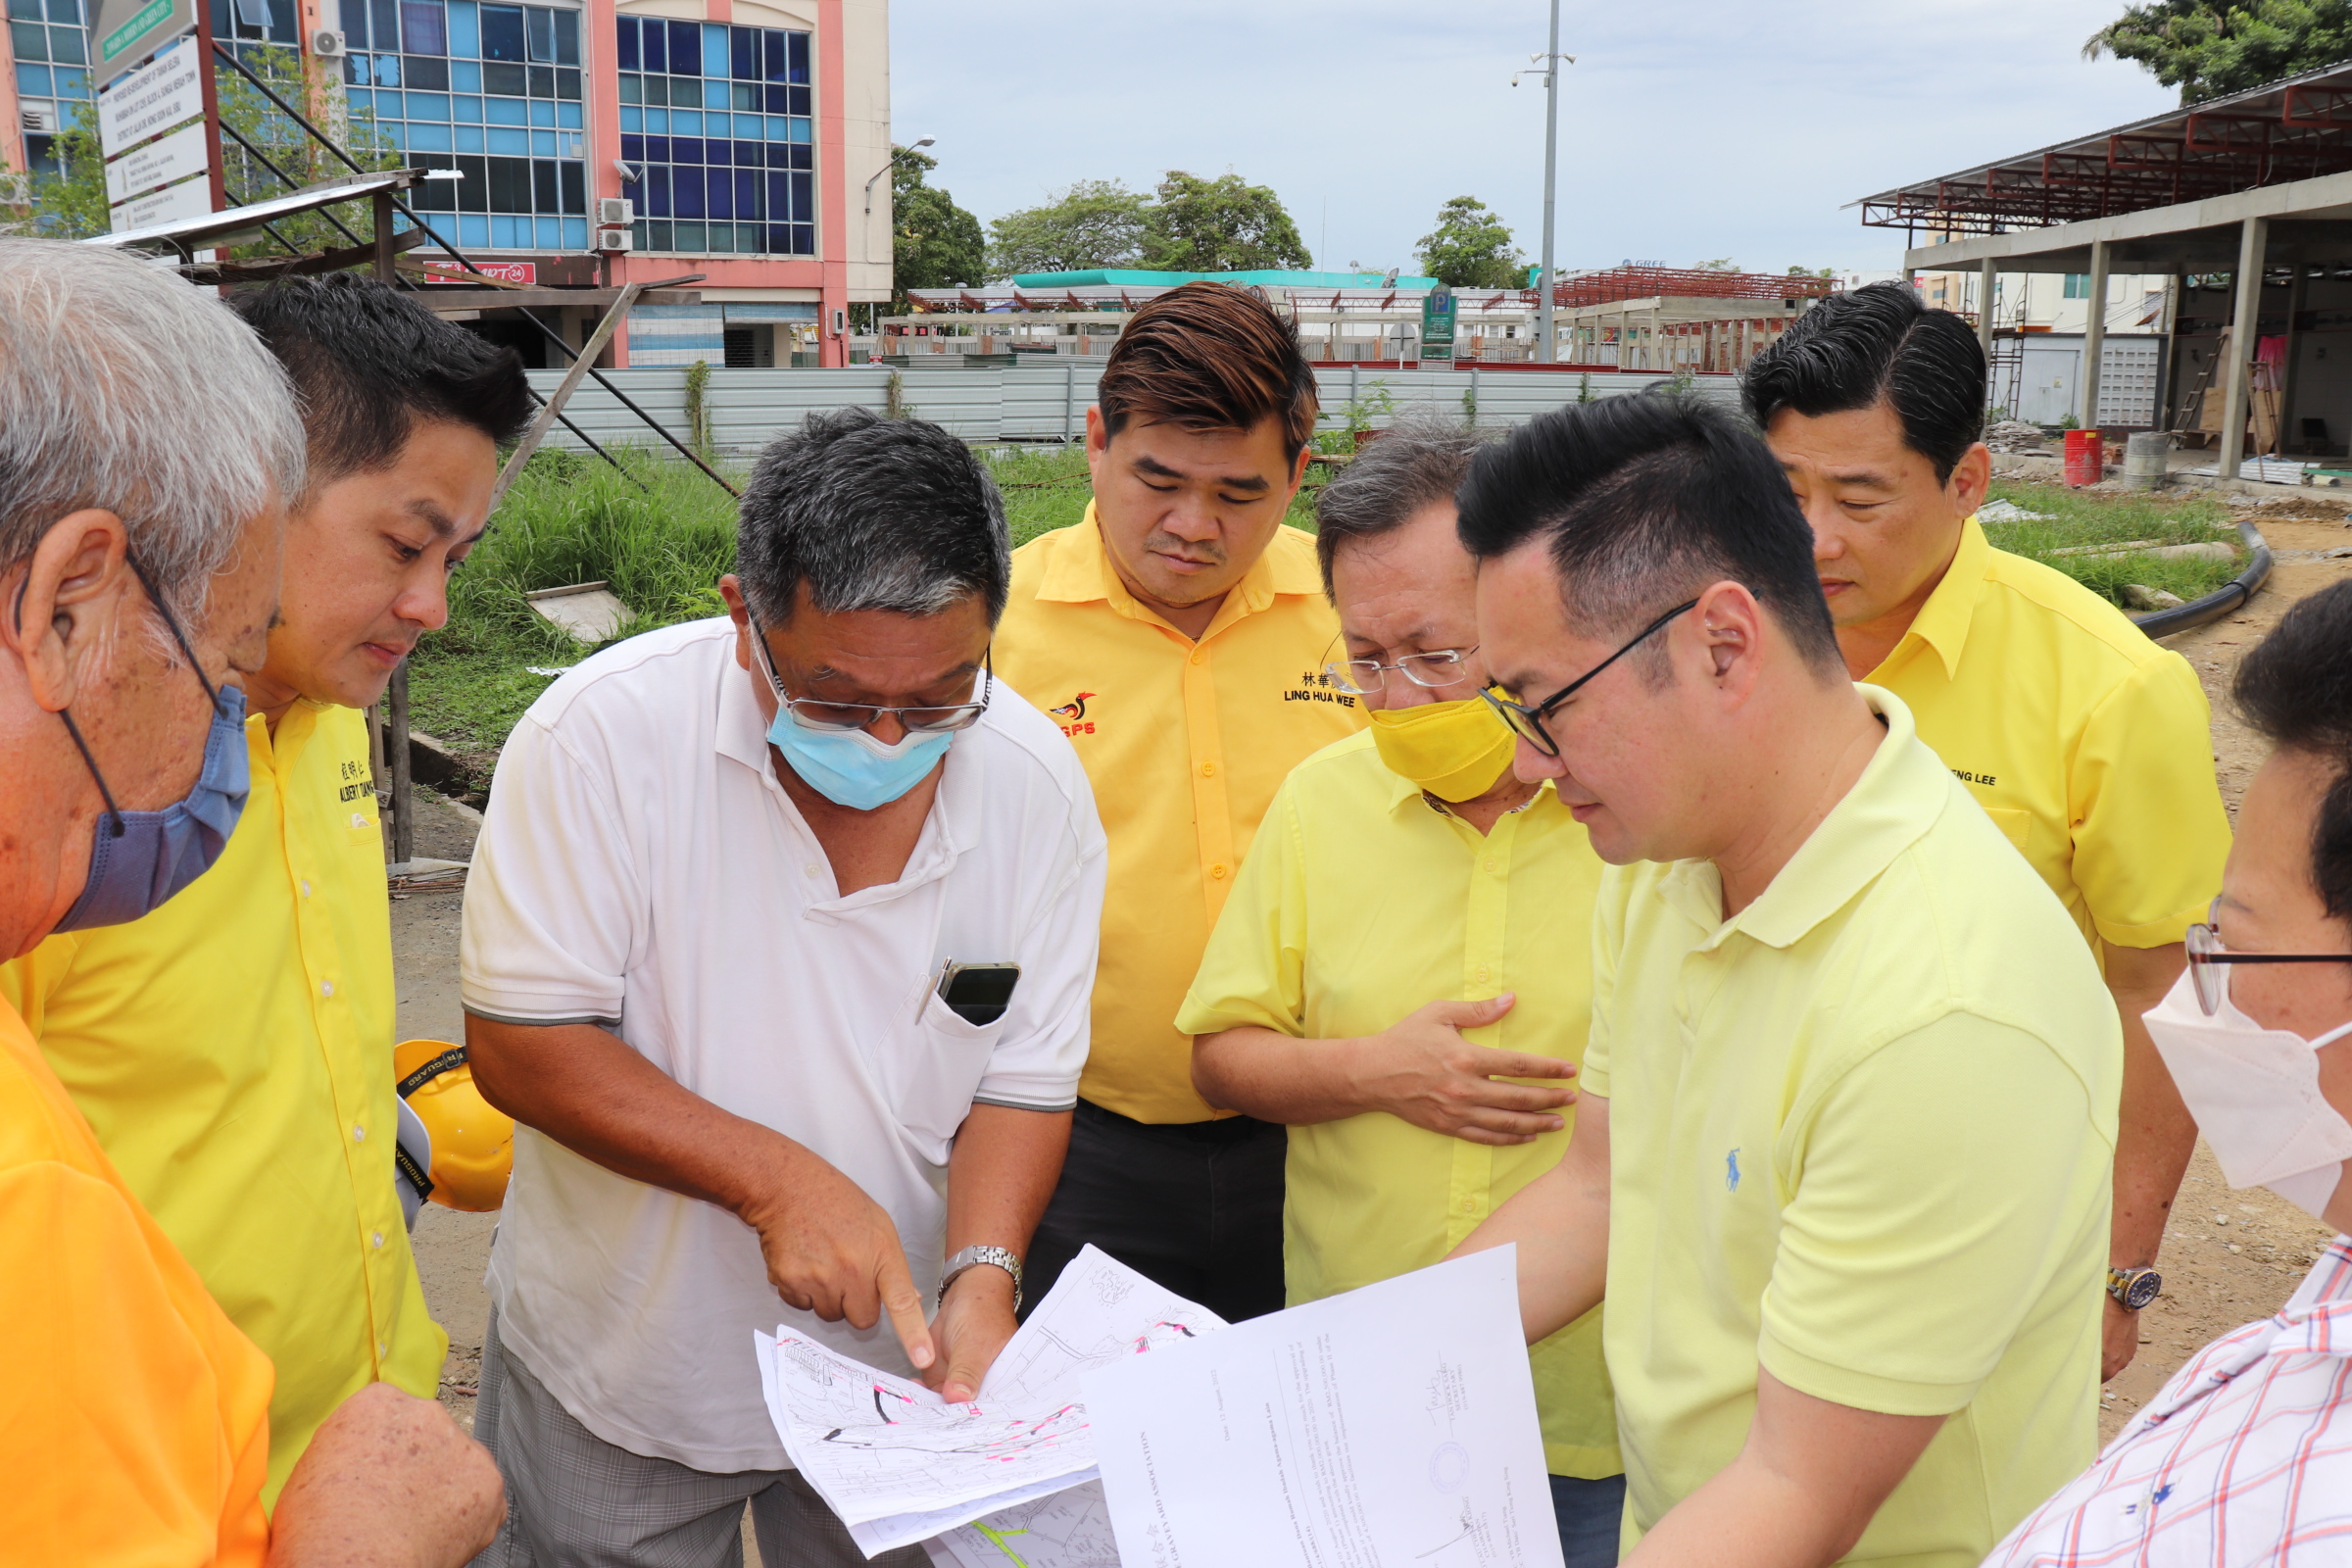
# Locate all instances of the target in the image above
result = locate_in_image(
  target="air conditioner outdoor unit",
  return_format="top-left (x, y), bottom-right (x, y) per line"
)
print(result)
top-left (596, 227), bottom-right (633, 252)
top-left (310, 27), bottom-right (344, 56)
top-left (595, 196), bottom-right (633, 226)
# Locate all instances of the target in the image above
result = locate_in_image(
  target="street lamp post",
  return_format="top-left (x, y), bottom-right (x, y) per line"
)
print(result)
top-left (866, 135), bottom-right (933, 216)
top-left (1515, 6), bottom-right (1571, 364)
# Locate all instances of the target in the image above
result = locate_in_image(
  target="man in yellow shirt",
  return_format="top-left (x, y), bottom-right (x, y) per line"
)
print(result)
top-left (1455, 395), bottom-right (2118, 1566)
top-left (1744, 283), bottom-right (2231, 1381)
top-left (0, 236), bottom-right (500, 1568)
top-left (2, 271), bottom-right (532, 1500)
top-left (995, 282), bottom-right (1363, 1318)
top-left (1182, 419), bottom-right (1623, 1565)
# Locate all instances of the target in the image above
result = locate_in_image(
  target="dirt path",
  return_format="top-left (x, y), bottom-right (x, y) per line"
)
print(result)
top-left (394, 510), bottom-right (2352, 1453)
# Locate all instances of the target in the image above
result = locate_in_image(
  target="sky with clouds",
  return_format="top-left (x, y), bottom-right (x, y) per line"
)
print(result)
top-left (888, 0), bottom-right (2185, 281)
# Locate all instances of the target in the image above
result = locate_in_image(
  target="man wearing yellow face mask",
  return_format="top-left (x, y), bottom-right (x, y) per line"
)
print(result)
top-left (1183, 416), bottom-right (1623, 1567)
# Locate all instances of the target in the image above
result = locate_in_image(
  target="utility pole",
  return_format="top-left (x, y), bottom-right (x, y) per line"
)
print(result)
top-left (1533, 2), bottom-right (1567, 365)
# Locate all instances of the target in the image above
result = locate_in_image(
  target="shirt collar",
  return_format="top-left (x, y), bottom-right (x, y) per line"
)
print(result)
top-left (1036, 503), bottom-right (1323, 632)
top-left (1873, 516), bottom-right (1990, 683)
top-left (1656, 683), bottom-right (1949, 952)
top-left (1373, 755), bottom-right (1558, 822)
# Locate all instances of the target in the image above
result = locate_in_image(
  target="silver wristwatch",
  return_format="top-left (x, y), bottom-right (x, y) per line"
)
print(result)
top-left (939, 1245), bottom-right (1024, 1311)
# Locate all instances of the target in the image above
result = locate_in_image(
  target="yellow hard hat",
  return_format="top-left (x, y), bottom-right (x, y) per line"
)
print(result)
top-left (395, 1039), bottom-right (515, 1213)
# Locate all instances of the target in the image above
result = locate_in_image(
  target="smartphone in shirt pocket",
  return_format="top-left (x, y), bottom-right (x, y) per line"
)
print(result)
top-left (886, 961), bottom-right (1021, 1158)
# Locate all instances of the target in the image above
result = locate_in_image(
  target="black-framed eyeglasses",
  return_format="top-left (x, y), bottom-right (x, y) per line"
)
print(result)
top-left (2184, 899), bottom-right (2352, 1015)
top-left (1479, 600), bottom-right (1698, 760)
top-left (745, 609), bottom-right (994, 734)
top-left (1323, 645), bottom-right (1480, 696)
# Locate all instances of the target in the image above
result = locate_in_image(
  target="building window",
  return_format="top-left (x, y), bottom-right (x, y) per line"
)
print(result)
top-left (346, 0), bottom-right (590, 250)
top-left (2063, 273), bottom-right (2091, 299)
top-left (10, 0), bottom-right (93, 154)
top-left (615, 15), bottom-right (812, 256)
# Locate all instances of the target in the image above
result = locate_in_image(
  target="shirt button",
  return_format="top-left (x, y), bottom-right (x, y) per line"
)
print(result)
top-left (371, 1231), bottom-right (384, 1250)
top-left (300, 879), bottom-right (313, 898)
top-left (377, 1340), bottom-right (388, 1356)
top-left (1462, 1198), bottom-right (1477, 1213)
top-left (1209, 863), bottom-right (1228, 881)
top-left (803, 864), bottom-right (819, 878)
top-left (1189, 651), bottom-right (1204, 665)
top-left (1476, 965), bottom-right (1491, 983)
top-left (1200, 761), bottom-right (1215, 777)
top-left (353, 1123), bottom-right (367, 1142)
top-left (1482, 858), bottom-right (1497, 873)
top-left (320, 980), bottom-right (334, 998)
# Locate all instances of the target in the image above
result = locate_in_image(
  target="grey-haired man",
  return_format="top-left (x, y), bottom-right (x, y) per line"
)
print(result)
top-left (461, 408), bottom-right (1108, 1567)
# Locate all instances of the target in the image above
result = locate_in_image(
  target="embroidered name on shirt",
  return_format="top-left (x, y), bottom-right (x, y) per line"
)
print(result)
top-left (1950, 768), bottom-right (1999, 788)
top-left (1284, 669), bottom-right (1359, 708)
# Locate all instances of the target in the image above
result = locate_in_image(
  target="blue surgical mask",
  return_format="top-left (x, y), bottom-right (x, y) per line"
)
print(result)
top-left (767, 713), bottom-right (953, 811)
top-left (50, 560), bottom-right (252, 931)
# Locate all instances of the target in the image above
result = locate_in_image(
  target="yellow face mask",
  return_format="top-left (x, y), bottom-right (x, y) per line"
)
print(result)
top-left (1367, 695), bottom-right (1517, 802)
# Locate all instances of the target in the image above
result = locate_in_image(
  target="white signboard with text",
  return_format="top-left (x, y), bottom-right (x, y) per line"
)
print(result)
top-left (105, 117), bottom-right (208, 204)
top-left (110, 172), bottom-right (213, 233)
top-left (98, 34), bottom-right (203, 158)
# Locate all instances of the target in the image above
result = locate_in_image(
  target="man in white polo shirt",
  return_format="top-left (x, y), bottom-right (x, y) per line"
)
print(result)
top-left (458, 408), bottom-right (1108, 1568)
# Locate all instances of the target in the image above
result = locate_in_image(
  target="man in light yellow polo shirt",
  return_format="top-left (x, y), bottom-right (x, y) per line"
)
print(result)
top-left (1455, 395), bottom-right (2118, 1567)
top-left (1181, 419), bottom-right (1623, 1566)
top-left (1746, 282), bottom-right (2231, 1381)
top-left (1, 273), bottom-right (532, 1498)
top-left (995, 282), bottom-right (1363, 1320)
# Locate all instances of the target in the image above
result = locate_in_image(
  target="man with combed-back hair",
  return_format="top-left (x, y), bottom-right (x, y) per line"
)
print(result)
top-left (1447, 393), bottom-right (2118, 1566)
top-left (0, 238), bottom-right (502, 1568)
top-left (459, 408), bottom-right (1106, 1566)
top-left (1744, 281), bottom-right (2231, 1384)
top-left (4, 269), bottom-right (532, 1501)
top-left (994, 280), bottom-right (1363, 1323)
top-left (1182, 416), bottom-right (1627, 1565)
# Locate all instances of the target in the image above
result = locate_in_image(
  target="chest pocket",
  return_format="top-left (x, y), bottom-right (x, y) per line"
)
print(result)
top-left (1982, 807), bottom-right (2032, 852)
top-left (882, 984), bottom-right (1006, 1164)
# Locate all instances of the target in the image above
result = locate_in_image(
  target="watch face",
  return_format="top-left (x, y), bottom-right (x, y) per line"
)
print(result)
top-left (2123, 1270), bottom-right (2162, 1311)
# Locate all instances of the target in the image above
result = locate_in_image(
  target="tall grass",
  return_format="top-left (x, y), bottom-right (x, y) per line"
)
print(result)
top-left (1981, 481), bottom-right (2244, 606)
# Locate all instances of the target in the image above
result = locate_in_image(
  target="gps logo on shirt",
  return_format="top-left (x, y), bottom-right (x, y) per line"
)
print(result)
top-left (1283, 668), bottom-right (1358, 709)
top-left (1049, 692), bottom-right (1098, 736)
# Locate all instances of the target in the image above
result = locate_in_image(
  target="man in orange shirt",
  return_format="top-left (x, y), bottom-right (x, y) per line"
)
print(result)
top-left (0, 237), bottom-right (501, 1565)
top-left (995, 283), bottom-right (1363, 1318)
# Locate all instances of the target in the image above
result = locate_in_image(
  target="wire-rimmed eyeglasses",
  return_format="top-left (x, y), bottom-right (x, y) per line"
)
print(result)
top-left (1479, 600), bottom-right (1698, 759)
top-left (745, 609), bottom-right (993, 734)
top-left (1323, 645), bottom-right (1480, 696)
top-left (2183, 899), bottom-right (2352, 1015)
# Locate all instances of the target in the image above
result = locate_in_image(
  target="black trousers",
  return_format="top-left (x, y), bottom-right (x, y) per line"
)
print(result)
top-left (1023, 1098), bottom-right (1288, 1324)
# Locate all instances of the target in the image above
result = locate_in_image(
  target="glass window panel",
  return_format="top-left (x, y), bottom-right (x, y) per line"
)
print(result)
top-left (786, 84), bottom-right (808, 116)
top-left (406, 88), bottom-right (450, 116)
top-left (52, 63), bottom-right (86, 95)
top-left (792, 222), bottom-right (811, 255)
top-left (9, 21), bottom-right (45, 58)
top-left (764, 171), bottom-right (785, 220)
top-left (400, 0), bottom-right (444, 54)
top-left (411, 152), bottom-right (456, 207)
top-left (554, 8), bottom-right (575, 62)
top-left (530, 158), bottom-right (556, 212)
top-left (556, 67), bottom-right (578, 99)
top-left (523, 4), bottom-right (548, 59)
top-left (371, 0), bottom-right (398, 52)
top-left (673, 172), bottom-right (703, 218)
top-left (373, 51), bottom-right (399, 84)
top-left (458, 213), bottom-right (487, 244)
top-left (40, 0), bottom-right (72, 19)
top-left (345, 55), bottom-right (369, 84)
top-left (455, 122), bottom-right (483, 150)
top-left (485, 93), bottom-right (525, 122)
top-left (558, 98), bottom-right (580, 125)
top-left (527, 63), bottom-right (551, 95)
top-left (7, 0), bottom-right (39, 21)
top-left (644, 105), bottom-right (666, 130)
top-left (729, 80), bottom-right (754, 110)
top-left (374, 86), bottom-right (404, 114)
top-left (453, 92), bottom-right (482, 119)
top-left (760, 29), bottom-right (783, 80)
top-left (50, 23), bottom-right (83, 61)
top-left (270, 0), bottom-right (297, 41)
top-left (490, 214), bottom-right (521, 246)
top-left (665, 20), bottom-right (695, 72)
top-left (486, 124), bottom-right (528, 153)
top-left (481, 59), bottom-right (523, 93)
top-left (562, 216), bottom-right (586, 248)
top-left (478, 2), bottom-right (521, 59)
top-left (670, 107), bottom-right (699, 132)
top-left (618, 105), bottom-right (640, 130)
top-left (408, 120), bottom-right (453, 150)
top-left (728, 24), bottom-right (752, 79)
top-left (669, 135), bottom-right (699, 163)
top-left (672, 220), bottom-right (705, 250)
top-left (347, 83), bottom-right (373, 108)
top-left (734, 168), bottom-right (758, 220)
top-left (16, 62), bottom-right (50, 92)
top-left (618, 72), bottom-right (642, 103)
top-left (700, 21), bottom-right (724, 75)
top-left (446, 0), bottom-right (475, 53)
top-left (701, 77), bottom-right (724, 109)
top-left (789, 170), bottom-right (809, 220)
top-left (786, 29), bottom-right (807, 82)
top-left (620, 132), bottom-right (642, 160)
top-left (702, 135), bottom-right (728, 164)
top-left (560, 159), bottom-right (583, 212)
top-left (732, 139), bottom-right (759, 166)
top-left (706, 167), bottom-right (731, 219)
top-left (340, 0), bottom-right (367, 44)
top-left (379, 122), bottom-right (404, 147)
top-left (646, 165), bottom-right (668, 216)
top-left (638, 17), bottom-right (662, 71)
top-left (528, 97), bottom-right (553, 125)
top-left (451, 57), bottom-right (479, 89)
top-left (405, 54), bottom-right (449, 89)
top-left (788, 116), bottom-right (809, 143)
top-left (760, 84), bottom-right (781, 114)
top-left (640, 220), bottom-right (662, 249)
top-left (614, 15), bottom-right (636, 69)
top-left (485, 154), bottom-right (527, 209)
top-left (529, 128), bottom-right (553, 154)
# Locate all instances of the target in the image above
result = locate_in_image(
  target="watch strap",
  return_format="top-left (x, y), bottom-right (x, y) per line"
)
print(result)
top-left (940, 1245), bottom-right (1023, 1312)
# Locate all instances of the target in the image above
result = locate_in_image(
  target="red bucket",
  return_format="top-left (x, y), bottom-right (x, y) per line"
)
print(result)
top-left (2063, 429), bottom-right (2104, 487)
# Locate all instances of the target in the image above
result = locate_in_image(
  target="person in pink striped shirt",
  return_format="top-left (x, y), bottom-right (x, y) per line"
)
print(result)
top-left (1985, 581), bottom-right (2352, 1567)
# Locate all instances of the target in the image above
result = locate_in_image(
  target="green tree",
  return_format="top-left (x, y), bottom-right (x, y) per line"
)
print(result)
top-left (2084, 0), bottom-right (2352, 103)
top-left (1414, 195), bottom-right (1523, 288)
top-left (985, 178), bottom-right (1150, 277)
top-left (1142, 170), bottom-right (1311, 273)
top-left (890, 145), bottom-right (983, 299)
top-left (23, 46), bottom-right (397, 254)
top-left (1696, 257), bottom-right (1739, 272)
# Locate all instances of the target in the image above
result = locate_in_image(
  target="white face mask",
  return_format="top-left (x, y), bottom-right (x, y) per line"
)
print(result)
top-left (2142, 967), bottom-right (2352, 1221)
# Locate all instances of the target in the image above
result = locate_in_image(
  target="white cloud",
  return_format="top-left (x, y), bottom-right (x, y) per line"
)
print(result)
top-left (888, 0), bottom-right (2181, 278)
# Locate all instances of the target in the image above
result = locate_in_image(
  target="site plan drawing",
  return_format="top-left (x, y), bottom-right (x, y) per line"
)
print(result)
top-left (758, 1246), bottom-right (1226, 1559)
top-left (921, 1481), bottom-right (1121, 1568)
